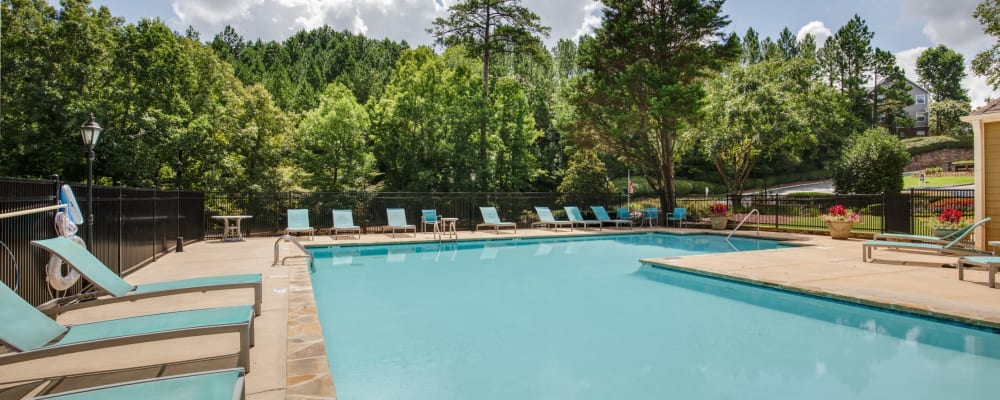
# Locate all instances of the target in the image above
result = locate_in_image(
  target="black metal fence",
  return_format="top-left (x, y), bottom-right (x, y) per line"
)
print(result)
top-left (670, 189), bottom-right (974, 236)
top-left (203, 191), bottom-right (620, 237)
top-left (0, 175), bottom-right (976, 307)
top-left (0, 177), bottom-right (204, 306)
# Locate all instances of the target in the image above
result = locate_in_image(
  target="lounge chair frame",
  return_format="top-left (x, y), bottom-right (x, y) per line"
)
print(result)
top-left (564, 206), bottom-right (601, 230)
top-left (862, 217), bottom-right (993, 262)
top-left (591, 206), bottom-right (632, 229)
top-left (532, 207), bottom-right (574, 232)
top-left (476, 207), bottom-right (517, 234)
top-left (30, 237), bottom-right (262, 317)
top-left (285, 209), bottom-right (315, 240)
top-left (0, 283), bottom-right (255, 373)
top-left (331, 209), bottom-right (361, 240)
top-left (873, 217), bottom-right (988, 245)
top-left (957, 256), bottom-right (999, 288)
top-left (32, 368), bottom-right (246, 400)
top-left (386, 208), bottom-right (416, 238)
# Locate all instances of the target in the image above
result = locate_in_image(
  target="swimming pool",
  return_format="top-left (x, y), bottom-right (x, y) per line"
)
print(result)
top-left (308, 234), bottom-right (998, 399)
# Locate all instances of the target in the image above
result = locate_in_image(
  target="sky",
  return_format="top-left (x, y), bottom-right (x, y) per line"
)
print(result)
top-left (51, 0), bottom-right (997, 107)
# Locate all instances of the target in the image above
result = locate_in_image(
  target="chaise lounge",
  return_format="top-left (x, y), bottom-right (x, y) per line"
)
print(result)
top-left (31, 237), bottom-right (262, 317)
top-left (0, 281), bottom-right (255, 373)
top-left (476, 207), bottom-right (517, 234)
top-left (532, 207), bottom-right (574, 232)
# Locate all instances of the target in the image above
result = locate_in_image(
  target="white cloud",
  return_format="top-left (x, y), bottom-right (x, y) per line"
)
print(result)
top-left (796, 21), bottom-right (831, 44)
top-left (895, 46), bottom-right (927, 84)
top-left (900, 0), bottom-right (987, 54)
top-left (896, 46), bottom-right (996, 108)
top-left (173, 0), bottom-right (440, 45)
top-left (572, 1), bottom-right (602, 41)
top-left (896, 0), bottom-right (998, 107)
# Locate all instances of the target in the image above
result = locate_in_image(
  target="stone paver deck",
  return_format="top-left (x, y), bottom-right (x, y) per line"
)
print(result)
top-left (3, 226), bottom-right (998, 399)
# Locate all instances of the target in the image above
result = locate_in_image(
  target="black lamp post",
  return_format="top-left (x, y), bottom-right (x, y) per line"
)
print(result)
top-left (470, 172), bottom-right (476, 192)
top-left (80, 113), bottom-right (102, 251)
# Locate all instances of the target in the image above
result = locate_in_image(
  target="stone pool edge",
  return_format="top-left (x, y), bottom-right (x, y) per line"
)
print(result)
top-left (641, 260), bottom-right (1000, 332)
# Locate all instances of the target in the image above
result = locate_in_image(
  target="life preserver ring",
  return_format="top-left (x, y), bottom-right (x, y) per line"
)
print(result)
top-left (47, 212), bottom-right (83, 291)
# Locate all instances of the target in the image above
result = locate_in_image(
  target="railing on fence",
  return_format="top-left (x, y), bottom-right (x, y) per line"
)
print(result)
top-left (202, 191), bottom-right (620, 238)
top-left (1, 176), bottom-right (976, 307)
top-left (0, 177), bottom-right (204, 306)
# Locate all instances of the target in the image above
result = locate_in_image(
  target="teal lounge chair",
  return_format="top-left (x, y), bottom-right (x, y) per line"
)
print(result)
top-left (957, 256), bottom-right (1000, 288)
top-left (285, 209), bottom-right (315, 240)
top-left (617, 207), bottom-right (631, 221)
top-left (532, 207), bottom-right (573, 232)
top-left (862, 220), bottom-right (993, 262)
top-left (331, 209), bottom-right (361, 240)
top-left (386, 208), bottom-right (416, 238)
top-left (421, 209), bottom-right (440, 235)
top-left (591, 206), bottom-right (632, 229)
top-left (0, 281), bottom-right (255, 373)
top-left (476, 207), bottom-right (517, 234)
top-left (31, 237), bottom-right (262, 317)
top-left (33, 368), bottom-right (245, 400)
top-left (873, 217), bottom-right (991, 245)
top-left (564, 206), bottom-right (601, 230)
top-left (642, 208), bottom-right (659, 227)
top-left (666, 207), bottom-right (687, 228)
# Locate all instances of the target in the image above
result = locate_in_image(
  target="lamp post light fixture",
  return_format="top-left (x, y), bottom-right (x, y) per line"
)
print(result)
top-left (80, 112), bottom-right (102, 251)
top-left (470, 172), bottom-right (476, 191)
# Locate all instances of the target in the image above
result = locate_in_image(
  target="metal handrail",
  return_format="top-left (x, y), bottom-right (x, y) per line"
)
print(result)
top-left (273, 234), bottom-right (313, 267)
top-left (726, 209), bottom-right (761, 240)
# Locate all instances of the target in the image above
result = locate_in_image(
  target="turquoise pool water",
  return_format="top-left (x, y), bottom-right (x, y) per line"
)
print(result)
top-left (308, 234), bottom-right (998, 399)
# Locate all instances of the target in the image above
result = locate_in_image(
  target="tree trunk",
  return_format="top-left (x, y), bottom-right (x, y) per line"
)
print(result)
top-left (480, 7), bottom-right (491, 164)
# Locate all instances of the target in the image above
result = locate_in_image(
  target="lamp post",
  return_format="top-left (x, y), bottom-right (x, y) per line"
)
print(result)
top-left (470, 172), bottom-right (476, 192)
top-left (80, 113), bottom-right (102, 251)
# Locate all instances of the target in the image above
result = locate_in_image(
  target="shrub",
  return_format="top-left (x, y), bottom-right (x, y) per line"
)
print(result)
top-left (902, 135), bottom-right (973, 155)
top-left (833, 128), bottom-right (910, 194)
top-left (926, 197), bottom-right (974, 212)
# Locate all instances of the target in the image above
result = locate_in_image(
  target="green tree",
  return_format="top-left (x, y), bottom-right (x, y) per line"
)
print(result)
top-left (369, 47), bottom-right (484, 191)
top-left (296, 83), bottom-right (374, 191)
top-left (832, 128), bottom-right (910, 194)
top-left (428, 0), bottom-right (550, 164)
top-left (557, 149), bottom-right (615, 199)
top-left (0, 0), bottom-right (119, 180)
top-left (693, 57), bottom-right (854, 194)
top-left (872, 48), bottom-right (914, 131)
top-left (818, 15), bottom-right (874, 122)
top-left (742, 28), bottom-right (763, 64)
top-left (572, 0), bottom-right (739, 212)
top-left (695, 59), bottom-right (814, 195)
top-left (916, 45), bottom-right (970, 102)
top-left (973, 0), bottom-right (1000, 89)
top-left (927, 99), bottom-right (973, 135)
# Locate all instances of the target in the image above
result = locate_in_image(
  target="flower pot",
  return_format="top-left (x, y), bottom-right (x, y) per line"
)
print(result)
top-left (826, 220), bottom-right (854, 240)
top-left (932, 228), bottom-right (958, 238)
top-left (709, 216), bottom-right (728, 230)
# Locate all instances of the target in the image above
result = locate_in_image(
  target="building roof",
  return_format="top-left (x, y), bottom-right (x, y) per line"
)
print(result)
top-left (971, 97), bottom-right (1000, 115)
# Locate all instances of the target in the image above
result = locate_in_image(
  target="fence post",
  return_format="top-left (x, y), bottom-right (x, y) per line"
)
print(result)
top-left (117, 184), bottom-right (123, 274)
top-left (152, 185), bottom-right (157, 262)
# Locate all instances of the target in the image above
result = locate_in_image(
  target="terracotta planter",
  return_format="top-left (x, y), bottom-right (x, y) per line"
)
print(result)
top-left (932, 228), bottom-right (958, 238)
top-left (826, 220), bottom-right (854, 239)
top-left (709, 216), bottom-right (728, 230)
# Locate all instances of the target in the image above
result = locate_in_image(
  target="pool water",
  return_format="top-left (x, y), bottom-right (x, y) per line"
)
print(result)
top-left (308, 234), bottom-right (998, 399)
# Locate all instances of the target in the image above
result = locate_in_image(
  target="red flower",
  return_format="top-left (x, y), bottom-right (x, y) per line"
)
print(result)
top-left (708, 203), bottom-right (728, 217)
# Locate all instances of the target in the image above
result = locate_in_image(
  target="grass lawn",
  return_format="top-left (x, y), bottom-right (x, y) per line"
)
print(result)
top-left (902, 175), bottom-right (973, 189)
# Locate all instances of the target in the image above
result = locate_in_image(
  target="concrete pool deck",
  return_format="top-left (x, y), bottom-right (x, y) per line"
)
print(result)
top-left (6, 226), bottom-right (999, 399)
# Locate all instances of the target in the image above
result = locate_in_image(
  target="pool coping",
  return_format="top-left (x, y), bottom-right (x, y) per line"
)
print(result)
top-left (641, 261), bottom-right (1000, 332)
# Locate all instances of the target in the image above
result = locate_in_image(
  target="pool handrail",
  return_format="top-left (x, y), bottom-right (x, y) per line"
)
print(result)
top-left (726, 209), bottom-right (760, 240)
top-left (273, 234), bottom-right (313, 269)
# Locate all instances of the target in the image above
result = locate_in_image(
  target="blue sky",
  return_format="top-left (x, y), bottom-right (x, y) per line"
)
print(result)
top-left (50, 0), bottom-right (996, 106)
